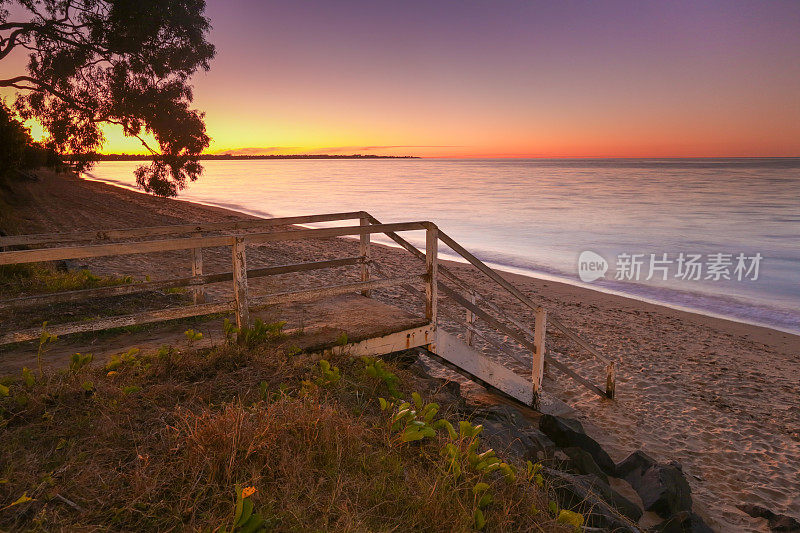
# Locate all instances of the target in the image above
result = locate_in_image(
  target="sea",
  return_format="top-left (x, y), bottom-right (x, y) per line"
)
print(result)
top-left (84, 157), bottom-right (800, 335)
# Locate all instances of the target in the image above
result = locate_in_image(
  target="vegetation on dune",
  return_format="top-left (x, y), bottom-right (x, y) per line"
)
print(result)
top-left (0, 264), bottom-right (195, 334)
top-left (0, 323), bottom-right (576, 532)
top-left (0, 262), bottom-right (134, 298)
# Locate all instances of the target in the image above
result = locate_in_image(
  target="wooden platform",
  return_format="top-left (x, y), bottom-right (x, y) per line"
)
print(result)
top-left (0, 294), bottom-right (428, 375)
top-left (0, 211), bottom-right (615, 406)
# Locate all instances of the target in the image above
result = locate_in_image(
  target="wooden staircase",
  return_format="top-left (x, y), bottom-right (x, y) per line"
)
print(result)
top-left (0, 211), bottom-right (615, 407)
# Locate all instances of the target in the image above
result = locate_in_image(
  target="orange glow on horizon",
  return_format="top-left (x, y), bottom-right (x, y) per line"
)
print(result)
top-left (4, 1), bottom-right (799, 160)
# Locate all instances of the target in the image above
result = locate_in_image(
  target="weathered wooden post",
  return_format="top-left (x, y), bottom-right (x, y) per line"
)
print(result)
top-left (465, 290), bottom-right (476, 346)
top-left (360, 214), bottom-right (371, 297)
top-left (231, 237), bottom-right (250, 330)
top-left (425, 223), bottom-right (438, 327)
top-left (532, 307), bottom-right (547, 409)
top-left (190, 233), bottom-right (205, 304)
top-left (606, 361), bottom-right (616, 399)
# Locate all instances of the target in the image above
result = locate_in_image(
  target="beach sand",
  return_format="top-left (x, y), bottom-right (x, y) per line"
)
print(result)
top-left (2, 171), bottom-right (798, 531)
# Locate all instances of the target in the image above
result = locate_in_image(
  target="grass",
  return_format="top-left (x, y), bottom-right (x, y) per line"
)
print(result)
top-left (0, 329), bottom-right (573, 532)
top-left (0, 263), bottom-right (135, 299)
top-left (0, 264), bottom-right (195, 334)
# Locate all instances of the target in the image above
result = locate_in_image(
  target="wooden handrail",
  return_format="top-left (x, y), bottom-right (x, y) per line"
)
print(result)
top-left (366, 213), bottom-right (614, 399)
top-left (0, 211), bottom-right (368, 247)
top-left (0, 256), bottom-right (366, 310)
top-left (0, 222), bottom-right (427, 266)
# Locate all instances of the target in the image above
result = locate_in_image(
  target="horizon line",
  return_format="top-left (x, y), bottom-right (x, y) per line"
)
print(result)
top-left (93, 152), bottom-right (800, 159)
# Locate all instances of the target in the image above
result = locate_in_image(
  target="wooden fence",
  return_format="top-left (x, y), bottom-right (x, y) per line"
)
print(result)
top-left (0, 211), bottom-right (615, 402)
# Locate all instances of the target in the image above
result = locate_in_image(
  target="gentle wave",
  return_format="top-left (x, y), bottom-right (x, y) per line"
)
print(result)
top-left (83, 157), bottom-right (800, 334)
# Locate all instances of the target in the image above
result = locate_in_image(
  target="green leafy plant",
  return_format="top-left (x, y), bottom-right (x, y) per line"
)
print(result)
top-left (231, 484), bottom-right (271, 532)
top-left (236, 319), bottom-right (286, 347)
top-left (155, 344), bottom-right (177, 360)
top-left (69, 352), bottom-right (93, 372)
top-left (184, 328), bottom-right (203, 346)
top-left (105, 348), bottom-right (141, 371)
top-left (0, 383), bottom-right (8, 397)
top-left (36, 322), bottom-right (57, 377)
top-left (557, 509), bottom-right (585, 531)
top-left (362, 356), bottom-right (401, 398)
top-left (122, 385), bottom-right (141, 395)
top-left (335, 332), bottom-right (348, 346)
top-left (526, 460), bottom-right (544, 487)
top-left (473, 482), bottom-right (493, 529)
top-left (383, 392), bottom-right (440, 445)
top-left (285, 344), bottom-right (302, 357)
top-left (223, 318), bottom-right (237, 344)
top-left (21, 367), bottom-right (35, 387)
top-left (548, 500), bottom-right (559, 516)
top-left (257, 381), bottom-right (288, 402)
top-left (315, 360), bottom-right (340, 387)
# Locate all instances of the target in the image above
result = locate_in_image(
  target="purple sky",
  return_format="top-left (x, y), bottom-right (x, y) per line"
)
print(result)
top-left (2, 0), bottom-right (799, 156)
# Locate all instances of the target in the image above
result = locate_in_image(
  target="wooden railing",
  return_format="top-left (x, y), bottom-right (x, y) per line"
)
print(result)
top-left (364, 213), bottom-right (615, 400)
top-left (0, 211), bottom-right (615, 401)
top-left (0, 214), bottom-right (436, 345)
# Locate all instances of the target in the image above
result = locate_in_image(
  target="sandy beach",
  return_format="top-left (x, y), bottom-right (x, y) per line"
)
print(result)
top-left (2, 171), bottom-right (799, 532)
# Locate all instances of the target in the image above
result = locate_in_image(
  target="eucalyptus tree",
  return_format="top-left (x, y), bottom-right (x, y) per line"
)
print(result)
top-left (0, 0), bottom-right (215, 196)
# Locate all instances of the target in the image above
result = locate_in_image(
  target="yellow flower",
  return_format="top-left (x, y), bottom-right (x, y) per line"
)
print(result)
top-left (242, 486), bottom-right (256, 498)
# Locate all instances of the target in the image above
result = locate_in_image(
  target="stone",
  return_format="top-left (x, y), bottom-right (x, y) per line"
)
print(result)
top-left (737, 504), bottom-right (800, 532)
top-left (562, 446), bottom-right (609, 484)
top-left (471, 404), bottom-right (556, 462)
top-left (649, 511), bottom-right (715, 533)
top-left (538, 414), bottom-right (616, 475)
top-left (617, 450), bottom-right (692, 518)
top-left (546, 468), bottom-right (643, 528)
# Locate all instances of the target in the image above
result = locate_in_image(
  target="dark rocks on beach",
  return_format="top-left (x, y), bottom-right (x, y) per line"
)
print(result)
top-left (471, 404), bottom-right (556, 462)
top-left (617, 450), bottom-right (692, 518)
top-left (538, 414), bottom-right (616, 475)
top-left (648, 511), bottom-right (715, 533)
top-left (737, 504), bottom-right (800, 532)
top-left (562, 446), bottom-right (609, 484)
top-left (545, 468), bottom-right (643, 528)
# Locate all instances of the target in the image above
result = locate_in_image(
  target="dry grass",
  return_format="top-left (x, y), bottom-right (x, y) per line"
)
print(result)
top-left (0, 329), bottom-right (572, 532)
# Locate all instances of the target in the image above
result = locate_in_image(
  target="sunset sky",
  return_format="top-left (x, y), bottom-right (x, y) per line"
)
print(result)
top-left (2, 0), bottom-right (800, 157)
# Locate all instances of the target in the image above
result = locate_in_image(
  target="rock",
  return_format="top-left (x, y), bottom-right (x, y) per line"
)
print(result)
top-left (439, 379), bottom-right (462, 400)
top-left (545, 467), bottom-right (643, 528)
top-left (472, 405), bottom-right (556, 462)
top-left (562, 446), bottom-right (608, 484)
top-left (649, 511), bottom-right (714, 533)
top-left (539, 414), bottom-right (616, 475)
top-left (737, 504), bottom-right (800, 532)
top-left (616, 449), bottom-right (658, 478)
top-left (617, 450), bottom-right (692, 518)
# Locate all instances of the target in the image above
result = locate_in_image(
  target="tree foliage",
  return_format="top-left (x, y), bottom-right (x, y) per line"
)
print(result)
top-left (0, 0), bottom-right (215, 196)
top-left (0, 99), bottom-right (59, 183)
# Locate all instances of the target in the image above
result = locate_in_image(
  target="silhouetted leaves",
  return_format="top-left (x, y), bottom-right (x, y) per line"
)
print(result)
top-left (0, 0), bottom-right (215, 196)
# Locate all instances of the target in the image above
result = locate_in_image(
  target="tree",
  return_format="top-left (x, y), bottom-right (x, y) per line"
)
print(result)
top-left (0, 0), bottom-right (215, 196)
top-left (0, 99), bottom-right (58, 184)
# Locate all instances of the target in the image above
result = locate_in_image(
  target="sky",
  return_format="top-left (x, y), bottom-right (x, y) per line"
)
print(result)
top-left (2, 0), bottom-right (800, 157)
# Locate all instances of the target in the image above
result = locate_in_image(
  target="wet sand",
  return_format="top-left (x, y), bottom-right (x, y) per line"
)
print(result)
top-left (2, 171), bottom-right (799, 531)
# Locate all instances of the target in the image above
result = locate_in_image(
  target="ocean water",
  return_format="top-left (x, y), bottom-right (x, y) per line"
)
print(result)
top-left (84, 158), bottom-right (800, 334)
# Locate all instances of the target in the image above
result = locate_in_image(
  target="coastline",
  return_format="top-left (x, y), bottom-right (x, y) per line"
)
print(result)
top-left (80, 166), bottom-right (800, 337)
top-left (4, 171), bottom-right (800, 531)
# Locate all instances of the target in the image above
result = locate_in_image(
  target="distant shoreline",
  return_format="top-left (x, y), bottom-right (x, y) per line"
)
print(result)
top-left (90, 154), bottom-right (420, 161)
